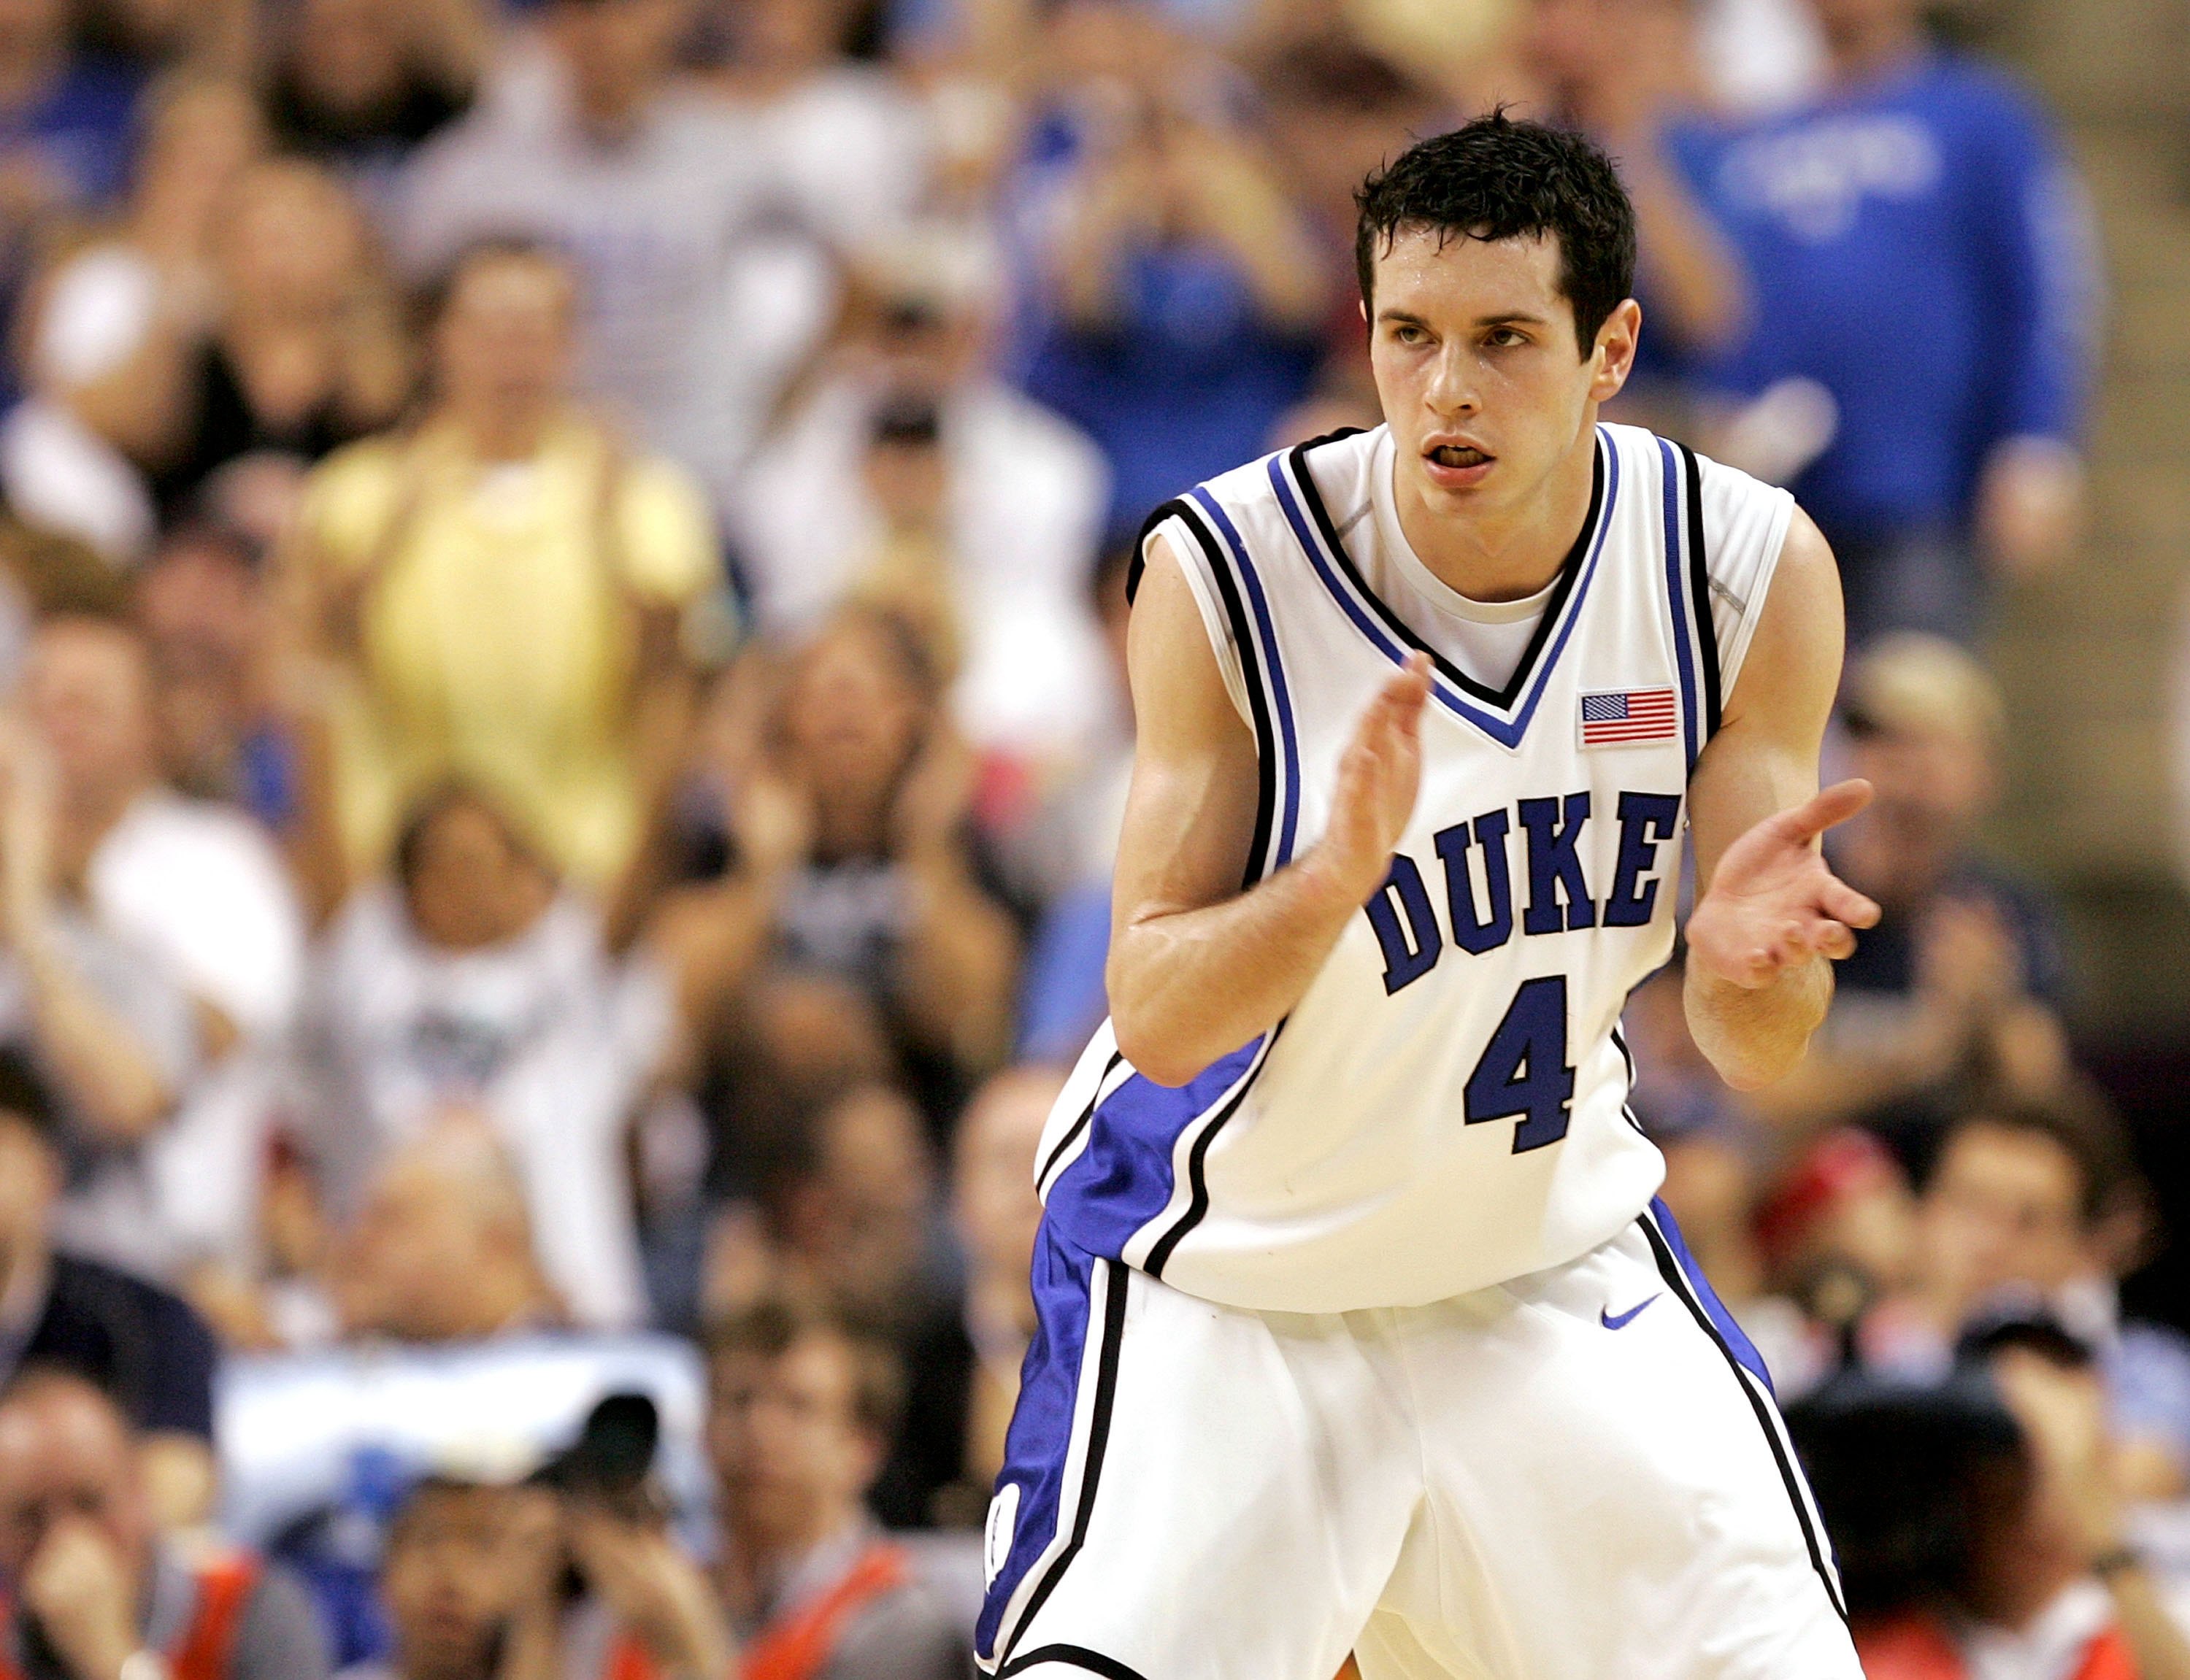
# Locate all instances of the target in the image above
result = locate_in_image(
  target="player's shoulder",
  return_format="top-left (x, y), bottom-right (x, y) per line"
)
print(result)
top-left (1202, 423), bottom-right (1385, 512)
top-left (1599, 422), bottom-right (1795, 532)
top-left (1129, 425), bottom-right (1386, 601)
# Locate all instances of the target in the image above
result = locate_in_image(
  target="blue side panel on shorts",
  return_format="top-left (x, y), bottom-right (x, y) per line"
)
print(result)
top-left (1042, 1037), bottom-right (1264, 1263)
top-left (1649, 1194), bottom-right (1775, 1393)
top-left (978, 1225), bottom-right (1098, 1662)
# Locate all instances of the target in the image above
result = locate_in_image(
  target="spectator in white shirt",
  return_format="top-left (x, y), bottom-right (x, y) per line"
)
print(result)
top-left (9, 609), bottom-right (303, 1279)
top-left (396, 0), bottom-right (834, 501)
top-left (296, 782), bottom-right (667, 1330)
top-left (688, 0), bottom-right (931, 254)
top-left (734, 232), bottom-right (1113, 775)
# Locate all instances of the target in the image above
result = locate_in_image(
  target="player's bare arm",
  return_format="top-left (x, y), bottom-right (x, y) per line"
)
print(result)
top-left (1105, 533), bottom-right (1432, 1087)
top-left (1683, 509), bottom-right (1881, 1090)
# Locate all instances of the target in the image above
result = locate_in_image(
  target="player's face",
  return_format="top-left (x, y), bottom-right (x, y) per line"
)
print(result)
top-left (1367, 228), bottom-right (1637, 529)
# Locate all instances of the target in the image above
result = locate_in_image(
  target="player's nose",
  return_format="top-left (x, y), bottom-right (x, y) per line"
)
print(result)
top-left (1424, 344), bottom-right (1481, 417)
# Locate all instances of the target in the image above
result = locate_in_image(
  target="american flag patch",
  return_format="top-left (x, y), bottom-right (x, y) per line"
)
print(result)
top-left (1578, 687), bottom-right (1678, 747)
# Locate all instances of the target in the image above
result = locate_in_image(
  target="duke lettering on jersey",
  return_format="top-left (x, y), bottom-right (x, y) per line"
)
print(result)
top-left (1369, 787), bottom-right (1686, 987)
top-left (1037, 424), bottom-right (1796, 1314)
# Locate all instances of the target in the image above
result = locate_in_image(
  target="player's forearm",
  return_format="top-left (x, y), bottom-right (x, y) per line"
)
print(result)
top-left (1683, 955), bottom-right (1833, 1093)
top-left (1108, 855), bottom-right (1363, 1087)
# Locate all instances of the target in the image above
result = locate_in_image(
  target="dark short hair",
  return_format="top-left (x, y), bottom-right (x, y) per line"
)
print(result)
top-left (393, 778), bottom-right (553, 893)
top-left (1354, 111), bottom-right (1637, 355)
top-left (420, 234), bottom-right (575, 331)
top-left (0, 1047), bottom-right (62, 1149)
top-left (382, 1474), bottom-right (504, 1552)
top-left (0, 1363), bottom-right (134, 1437)
top-left (704, 1293), bottom-right (906, 1444)
top-left (1933, 1090), bottom-right (2140, 1229)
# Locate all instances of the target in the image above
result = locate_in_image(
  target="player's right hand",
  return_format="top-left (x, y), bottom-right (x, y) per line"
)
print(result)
top-left (1302, 652), bottom-right (1432, 906)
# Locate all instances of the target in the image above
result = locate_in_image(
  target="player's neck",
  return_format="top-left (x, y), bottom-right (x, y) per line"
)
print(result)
top-left (1394, 430), bottom-right (1599, 604)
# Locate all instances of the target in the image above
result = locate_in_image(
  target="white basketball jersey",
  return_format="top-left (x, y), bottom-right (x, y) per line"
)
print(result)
top-left (1036, 423), bottom-right (1795, 1314)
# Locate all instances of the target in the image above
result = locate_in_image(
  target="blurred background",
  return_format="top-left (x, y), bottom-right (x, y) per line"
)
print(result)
top-left (0, 0), bottom-right (2181, 1676)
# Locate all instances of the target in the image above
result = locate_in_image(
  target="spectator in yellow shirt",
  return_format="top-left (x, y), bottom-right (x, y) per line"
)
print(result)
top-left (284, 237), bottom-right (721, 906)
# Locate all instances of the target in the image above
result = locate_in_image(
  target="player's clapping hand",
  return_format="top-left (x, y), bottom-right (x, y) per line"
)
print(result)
top-left (1304, 652), bottom-right (1432, 906)
top-left (1686, 780), bottom-right (1881, 990)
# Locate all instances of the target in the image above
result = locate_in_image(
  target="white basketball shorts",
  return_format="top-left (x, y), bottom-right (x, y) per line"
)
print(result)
top-left (975, 1198), bottom-right (1862, 1680)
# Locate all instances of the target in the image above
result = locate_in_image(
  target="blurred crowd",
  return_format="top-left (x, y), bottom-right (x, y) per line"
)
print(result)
top-left (0, 0), bottom-right (2154, 1676)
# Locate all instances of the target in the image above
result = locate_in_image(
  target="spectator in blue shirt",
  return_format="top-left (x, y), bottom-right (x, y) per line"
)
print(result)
top-left (1677, 0), bottom-right (2098, 644)
top-left (1011, 3), bottom-right (1329, 542)
top-left (1524, 0), bottom-right (1752, 369)
top-left (0, 0), bottom-right (144, 406)
top-left (0, 0), bottom-right (139, 209)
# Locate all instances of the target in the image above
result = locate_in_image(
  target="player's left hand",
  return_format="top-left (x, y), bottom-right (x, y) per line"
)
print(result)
top-left (1686, 779), bottom-right (1881, 990)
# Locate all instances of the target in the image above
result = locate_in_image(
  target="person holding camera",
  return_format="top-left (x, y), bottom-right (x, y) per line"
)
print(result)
top-left (349, 1463), bottom-right (731, 1680)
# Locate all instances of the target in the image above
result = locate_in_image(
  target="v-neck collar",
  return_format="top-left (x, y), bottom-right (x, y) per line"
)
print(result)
top-left (1267, 427), bottom-right (1617, 750)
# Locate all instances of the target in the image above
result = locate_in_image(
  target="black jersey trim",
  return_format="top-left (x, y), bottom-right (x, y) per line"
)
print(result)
top-left (1281, 430), bottom-right (1606, 713)
top-left (997, 1260), bottom-right (1132, 1666)
top-left (1124, 434), bottom-right (1363, 604)
top-left (1639, 1211), bottom-right (1848, 1622)
top-left (1142, 1024), bottom-right (1283, 1279)
top-left (1123, 498), bottom-right (1177, 606)
top-left (1167, 498), bottom-right (1282, 887)
top-left (1610, 1023), bottom-right (1648, 1137)
top-left (997, 1646), bottom-right (1152, 1680)
top-left (1678, 444), bottom-right (1724, 739)
top-left (1037, 1052), bottom-right (1123, 1199)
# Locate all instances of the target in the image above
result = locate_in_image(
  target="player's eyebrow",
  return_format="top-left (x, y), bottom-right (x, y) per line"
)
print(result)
top-left (1373, 308), bottom-right (1552, 330)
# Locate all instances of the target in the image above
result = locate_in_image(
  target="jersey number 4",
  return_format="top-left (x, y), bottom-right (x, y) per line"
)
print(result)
top-left (1464, 976), bottom-right (1575, 1153)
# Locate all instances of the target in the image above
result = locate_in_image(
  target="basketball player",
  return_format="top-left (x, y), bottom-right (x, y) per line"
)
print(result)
top-left (977, 115), bottom-right (1877, 1679)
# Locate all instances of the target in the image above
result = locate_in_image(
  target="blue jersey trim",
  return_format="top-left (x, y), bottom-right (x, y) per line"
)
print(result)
top-left (1266, 431), bottom-right (1621, 749)
top-left (1188, 485), bottom-right (1302, 868)
top-left (1658, 438), bottom-right (1702, 774)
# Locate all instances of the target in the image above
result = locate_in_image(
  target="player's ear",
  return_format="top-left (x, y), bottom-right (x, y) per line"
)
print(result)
top-left (1587, 298), bottom-right (1643, 404)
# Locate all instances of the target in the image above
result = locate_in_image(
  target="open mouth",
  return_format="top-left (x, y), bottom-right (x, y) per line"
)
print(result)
top-left (1428, 444), bottom-right (1492, 469)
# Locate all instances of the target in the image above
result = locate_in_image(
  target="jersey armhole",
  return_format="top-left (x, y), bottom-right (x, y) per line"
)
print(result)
top-left (1694, 457), bottom-right (1797, 699)
top-left (1137, 506), bottom-right (1254, 728)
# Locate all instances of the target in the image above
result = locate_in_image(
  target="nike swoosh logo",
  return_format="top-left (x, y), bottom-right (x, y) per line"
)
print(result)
top-left (1601, 1295), bottom-right (1661, 1330)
